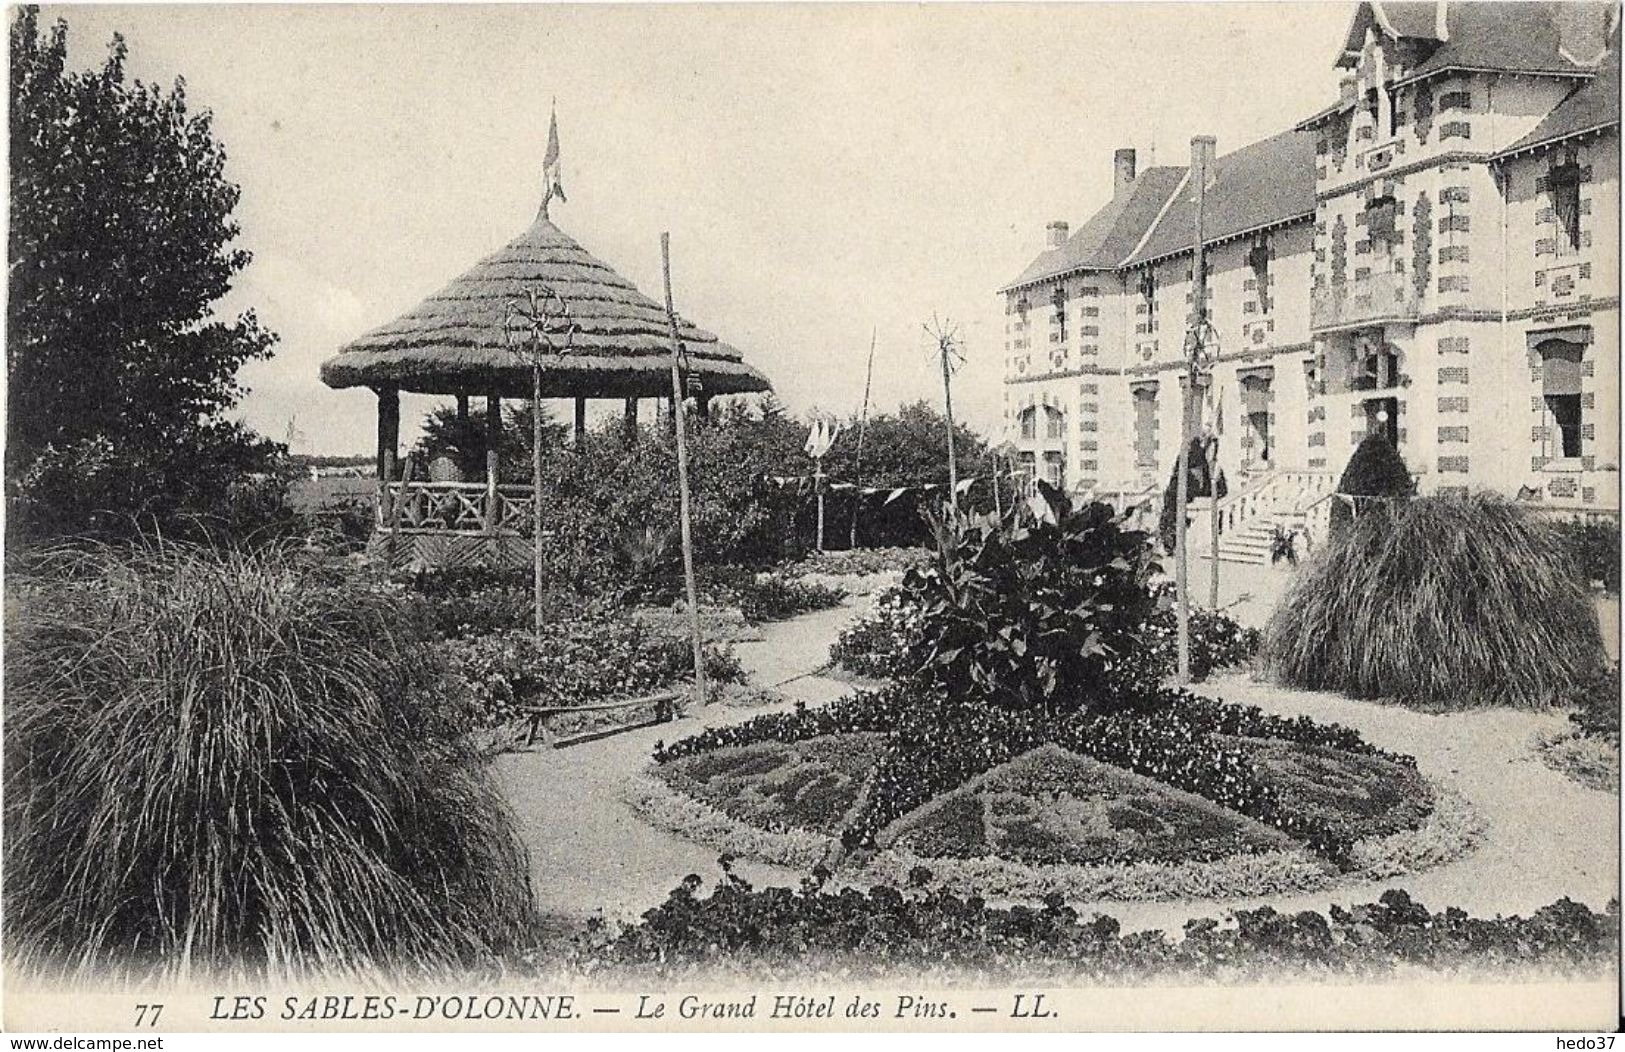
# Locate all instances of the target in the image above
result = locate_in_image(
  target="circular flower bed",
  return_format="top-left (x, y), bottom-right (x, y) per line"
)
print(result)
top-left (634, 685), bottom-right (1478, 903)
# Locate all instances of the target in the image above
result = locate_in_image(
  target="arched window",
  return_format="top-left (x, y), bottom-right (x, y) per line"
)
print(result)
top-left (1044, 405), bottom-right (1066, 441)
top-left (1018, 406), bottom-right (1038, 441)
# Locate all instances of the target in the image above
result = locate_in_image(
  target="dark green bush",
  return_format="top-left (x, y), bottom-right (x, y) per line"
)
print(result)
top-left (444, 617), bottom-right (745, 729)
top-left (1158, 438), bottom-right (1226, 554)
top-left (1264, 494), bottom-right (1606, 709)
top-left (575, 869), bottom-right (1616, 981)
top-left (1549, 517), bottom-right (1621, 593)
top-left (3, 540), bottom-right (537, 976)
top-left (905, 483), bottom-right (1161, 713)
top-left (1329, 433), bottom-right (1413, 539)
top-left (1568, 661), bottom-right (1621, 740)
top-left (832, 584), bottom-right (1259, 687)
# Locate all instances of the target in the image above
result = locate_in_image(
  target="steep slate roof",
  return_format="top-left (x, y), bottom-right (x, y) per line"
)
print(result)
top-left (1000, 167), bottom-right (1185, 291)
top-left (1496, 30), bottom-right (1622, 158)
top-left (1124, 129), bottom-right (1318, 267)
top-left (1398, 2), bottom-right (1608, 83)
top-left (321, 213), bottom-right (772, 400)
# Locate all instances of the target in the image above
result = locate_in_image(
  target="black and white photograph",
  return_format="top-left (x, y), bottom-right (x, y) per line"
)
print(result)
top-left (3, 0), bottom-right (1621, 1038)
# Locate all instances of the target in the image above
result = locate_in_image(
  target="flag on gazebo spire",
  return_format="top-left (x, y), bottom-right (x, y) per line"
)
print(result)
top-left (542, 105), bottom-right (566, 216)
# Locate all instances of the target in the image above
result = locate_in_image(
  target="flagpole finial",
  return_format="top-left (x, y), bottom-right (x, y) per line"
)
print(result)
top-left (540, 103), bottom-right (566, 221)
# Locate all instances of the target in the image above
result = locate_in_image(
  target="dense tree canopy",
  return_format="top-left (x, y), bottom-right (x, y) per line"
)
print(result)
top-left (8, 7), bottom-right (278, 536)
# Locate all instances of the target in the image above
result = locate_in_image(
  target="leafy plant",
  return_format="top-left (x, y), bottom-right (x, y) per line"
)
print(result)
top-left (1548, 517), bottom-right (1621, 594)
top-left (1269, 524), bottom-right (1303, 567)
top-left (905, 483), bottom-right (1162, 713)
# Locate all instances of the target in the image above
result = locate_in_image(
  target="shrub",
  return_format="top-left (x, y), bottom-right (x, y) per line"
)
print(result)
top-left (3, 540), bottom-right (537, 976)
top-left (832, 586), bottom-right (1259, 687)
top-left (1157, 438), bottom-right (1226, 554)
top-left (1549, 517), bottom-right (1621, 593)
top-left (1264, 494), bottom-right (1606, 709)
top-left (905, 483), bottom-right (1161, 713)
top-left (1567, 661), bottom-right (1621, 740)
top-left (443, 617), bottom-right (744, 729)
top-left (576, 870), bottom-right (1617, 981)
top-left (702, 568), bottom-right (844, 624)
top-left (829, 587), bottom-right (923, 679)
top-left (1329, 433), bottom-right (1413, 540)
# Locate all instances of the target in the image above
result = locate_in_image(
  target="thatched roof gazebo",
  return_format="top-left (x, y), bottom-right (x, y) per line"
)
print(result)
top-left (320, 205), bottom-right (772, 568)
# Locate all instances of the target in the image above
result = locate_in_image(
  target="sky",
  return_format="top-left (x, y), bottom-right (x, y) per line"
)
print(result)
top-left (42, 1), bottom-right (1356, 455)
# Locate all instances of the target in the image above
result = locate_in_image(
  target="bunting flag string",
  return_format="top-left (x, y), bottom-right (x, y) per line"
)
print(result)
top-left (760, 468), bottom-right (1026, 499)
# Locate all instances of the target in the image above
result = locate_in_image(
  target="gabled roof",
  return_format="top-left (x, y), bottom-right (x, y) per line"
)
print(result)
top-left (1338, 2), bottom-right (1443, 65)
top-left (1000, 167), bottom-right (1185, 292)
top-left (321, 213), bottom-right (771, 399)
top-left (1123, 128), bottom-right (1318, 267)
top-left (1496, 27), bottom-right (1621, 159)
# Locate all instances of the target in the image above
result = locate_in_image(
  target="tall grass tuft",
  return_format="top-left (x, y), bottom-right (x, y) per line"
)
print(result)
top-left (4, 539), bottom-right (538, 979)
top-left (1262, 493), bottom-right (1605, 709)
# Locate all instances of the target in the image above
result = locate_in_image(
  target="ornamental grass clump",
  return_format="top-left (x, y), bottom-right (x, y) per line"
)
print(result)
top-left (4, 540), bottom-right (538, 978)
top-left (1263, 493), bottom-right (1605, 709)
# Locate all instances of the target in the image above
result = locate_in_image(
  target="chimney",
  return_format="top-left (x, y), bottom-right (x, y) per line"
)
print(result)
top-left (1554, 1), bottom-right (1613, 66)
top-left (1046, 220), bottom-right (1070, 250)
top-left (1113, 148), bottom-right (1137, 196)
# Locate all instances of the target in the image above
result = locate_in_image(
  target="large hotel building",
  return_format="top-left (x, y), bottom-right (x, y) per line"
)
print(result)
top-left (999, 1), bottom-right (1619, 559)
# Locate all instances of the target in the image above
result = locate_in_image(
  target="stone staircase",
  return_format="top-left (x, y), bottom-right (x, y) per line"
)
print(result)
top-left (1189, 470), bottom-right (1338, 566)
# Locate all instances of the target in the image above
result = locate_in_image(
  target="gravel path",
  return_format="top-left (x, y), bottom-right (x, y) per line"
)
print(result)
top-left (493, 599), bottom-right (864, 922)
top-left (497, 591), bottom-right (1617, 932)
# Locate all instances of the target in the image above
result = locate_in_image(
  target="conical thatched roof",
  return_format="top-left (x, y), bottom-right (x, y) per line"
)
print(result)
top-left (320, 212), bottom-right (772, 399)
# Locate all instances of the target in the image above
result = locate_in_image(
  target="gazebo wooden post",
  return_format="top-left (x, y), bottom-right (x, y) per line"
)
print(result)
top-left (484, 393), bottom-right (501, 533)
top-left (694, 393), bottom-right (711, 425)
top-left (456, 393), bottom-right (469, 424)
top-left (623, 397), bottom-right (639, 443)
top-left (375, 387), bottom-right (400, 525)
top-left (574, 396), bottom-right (587, 446)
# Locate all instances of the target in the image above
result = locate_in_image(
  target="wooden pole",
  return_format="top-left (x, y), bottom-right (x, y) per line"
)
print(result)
top-left (939, 334), bottom-right (960, 513)
top-left (1177, 135), bottom-right (1215, 685)
top-left (375, 387), bottom-right (400, 522)
top-left (532, 365), bottom-right (545, 637)
top-left (1209, 435), bottom-right (1221, 607)
top-left (849, 326), bottom-right (876, 547)
top-left (573, 396), bottom-right (587, 446)
top-left (484, 394), bottom-right (501, 533)
top-left (661, 232), bottom-right (708, 709)
top-left (623, 397), bottom-right (639, 443)
top-left (815, 457), bottom-right (826, 551)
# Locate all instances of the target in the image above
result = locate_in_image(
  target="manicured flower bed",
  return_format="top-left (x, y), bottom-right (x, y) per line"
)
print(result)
top-left (567, 868), bottom-right (1617, 982)
top-left (651, 681), bottom-right (1436, 883)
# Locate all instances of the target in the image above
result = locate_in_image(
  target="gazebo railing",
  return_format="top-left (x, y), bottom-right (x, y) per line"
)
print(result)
top-left (377, 480), bottom-right (537, 535)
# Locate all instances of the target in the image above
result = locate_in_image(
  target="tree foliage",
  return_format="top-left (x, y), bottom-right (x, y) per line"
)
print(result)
top-left (7, 7), bottom-right (278, 537)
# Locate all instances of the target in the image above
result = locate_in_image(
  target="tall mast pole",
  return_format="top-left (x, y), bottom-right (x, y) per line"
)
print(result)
top-left (1177, 136), bottom-right (1215, 685)
top-left (849, 327), bottom-right (877, 548)
top-left (661, 233), bottom-right (707, 709)
top-left (939, 331), bottom-right (960, 512)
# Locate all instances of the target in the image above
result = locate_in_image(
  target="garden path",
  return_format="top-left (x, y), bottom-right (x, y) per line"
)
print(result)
top-left (493, 597), bottom-right (866, 922)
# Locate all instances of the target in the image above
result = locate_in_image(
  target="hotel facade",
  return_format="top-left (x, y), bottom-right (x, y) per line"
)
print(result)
top-left (999, 1), bottom-right (1620, 560)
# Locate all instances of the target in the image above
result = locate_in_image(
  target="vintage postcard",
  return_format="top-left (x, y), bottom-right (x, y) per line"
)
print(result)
top-left (3, 0), bottom-right (1620, 1038)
